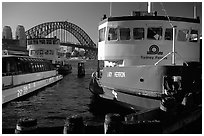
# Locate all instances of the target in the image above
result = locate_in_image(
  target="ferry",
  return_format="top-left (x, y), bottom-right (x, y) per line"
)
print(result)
top-left (27, 37), bottom-right (72, 75)
top-left (2, 55), bottom-right (63, 104)
top-left (89, 7), bottom-right (201, 111)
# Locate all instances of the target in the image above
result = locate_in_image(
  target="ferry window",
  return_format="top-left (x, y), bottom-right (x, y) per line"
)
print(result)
top-left (133, 28), bottom-right (144, 40)
top-left (39, 39), bottom-right (45, 44)
top-left (47, 39), bottom-right (52, 44)
top-left (22, 61), bottom-right (28, 73)
top-left (39, 64), bottom-right (41, 71)
top-left (40, 50), bottom-right (43, 56)
top-left (36, 64), bottom-right (39, 72)
top-left (99, 28), bottom-right (106, 42)
top-left (44, 63), bottom-right (48, 71)
top-left (147, 27), bottom-right (162, 40)
top-left (120, 28), bottom-right (130, 40)
top-left (34, 64), bottom-right (37, 72)
top-left (30, 63), bottom-right (35, 72)
top-left (6, 60), bottom-right (17, 74)
top-left (54, 39), bottom-right (60, 44)
top-left (45, 63), bottom-right (49, 71)
top-left (6, 62), bottom-right (11, 73)
top-left (177, 29), bottom-right (189, 41)
top-left (33, 39), bottom-right (38, 44)
top-left (108, 28), bottom-right (118, 41)
top-left (41, 64), bottom-right (43, 71)
top-left (28, 40), bottom-right (33, 45)
top-left (2, 59), bottom-right (6, 74)
top-left (42, 63), bottom-right (45, 71)
top-left (189, 30), bottom-right (198, 42)
top-left (16, 61), bottom-right (23, 74)
top-left (49, 50), bottom-right (54, 55)
top-left (27, 62), bottom-right (32, 73)
top-left (30, 50), bottom-right (35, 56)
top-left (165, 28), bottom-right (173, 40)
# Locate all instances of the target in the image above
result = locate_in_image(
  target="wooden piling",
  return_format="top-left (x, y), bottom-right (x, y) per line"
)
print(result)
top-left (104, 113), bottom-right (123, 134)
top-left (77, 62), bottom-right (85, 78)
top-left (63, 114), bottom-right (85, 134)
top-left (15, 117), bottom-right (38, 134)
top-left (84, 121), bottom-right (104, 134)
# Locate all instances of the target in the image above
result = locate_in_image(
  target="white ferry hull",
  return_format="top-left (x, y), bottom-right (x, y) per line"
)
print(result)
top-left (2, 74), bottom-right (63, 104)
top-left (99, 87), bottom-right (161, 110)
top-left (89, 65), bottom-right (201, 111)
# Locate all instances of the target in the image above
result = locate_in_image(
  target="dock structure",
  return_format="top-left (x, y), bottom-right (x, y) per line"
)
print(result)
top-left (2, 104), bottom-right (201, 134)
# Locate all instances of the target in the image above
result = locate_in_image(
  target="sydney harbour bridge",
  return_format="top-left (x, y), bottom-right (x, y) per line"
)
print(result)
top-left (25, 21), bottom-right (97, 58)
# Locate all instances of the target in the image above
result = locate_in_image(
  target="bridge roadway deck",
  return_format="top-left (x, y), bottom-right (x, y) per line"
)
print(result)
top-left (60, 42), bottom-right (97, 51)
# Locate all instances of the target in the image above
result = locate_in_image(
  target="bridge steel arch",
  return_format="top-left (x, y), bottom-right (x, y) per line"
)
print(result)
top-left (25, 21), bottom-right (96, 48)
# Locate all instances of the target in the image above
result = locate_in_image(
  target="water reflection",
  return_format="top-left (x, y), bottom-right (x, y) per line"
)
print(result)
top-left (2, 60), bottom-right (135, 129)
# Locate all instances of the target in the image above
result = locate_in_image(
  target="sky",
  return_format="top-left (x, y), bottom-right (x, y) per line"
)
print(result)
top-left (2, 1), bottom-right (202, 44)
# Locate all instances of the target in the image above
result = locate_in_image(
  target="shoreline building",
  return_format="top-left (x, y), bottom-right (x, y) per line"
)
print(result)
top-left (2, 25), bottom-right (28, 56)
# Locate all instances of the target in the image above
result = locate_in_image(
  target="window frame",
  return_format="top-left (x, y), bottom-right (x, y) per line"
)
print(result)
top-left (107, 27), bottom-right (118, 41)
top-left (177, 29), bottom-right (189, 42)
top-left (164, 28), bottom-right (173, 41)
top-left (189, 29), bottom-right (198, 42)
top-left (147, 27), bottom-right (163, 40)
top-left (119, 27), bottom-right (131, 40)
top-left (133, 27), bottom-right (145, 40)
top-left (99, 27), bottom-right (106, 42)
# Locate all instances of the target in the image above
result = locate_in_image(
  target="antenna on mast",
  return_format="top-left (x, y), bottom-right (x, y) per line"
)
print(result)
top-left (148, 2), bottom-right (151, 13)
top-left (110, 2), bottom-right (112, 17)
top-left (193, 4), bottom-right (197, 19)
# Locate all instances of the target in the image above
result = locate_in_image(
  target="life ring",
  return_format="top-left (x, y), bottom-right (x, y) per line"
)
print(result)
top-left (147, 45), bottom-right (162, 55)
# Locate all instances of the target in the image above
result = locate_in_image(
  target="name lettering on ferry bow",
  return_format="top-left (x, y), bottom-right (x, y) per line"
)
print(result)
top-left (114, 72), bottom-right (125, 77)
top-left (107, 72), bottom-right (112, 77)
top-left (107, 72), bottom-right (125, 78)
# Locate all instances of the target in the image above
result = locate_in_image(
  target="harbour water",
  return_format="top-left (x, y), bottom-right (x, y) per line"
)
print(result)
top-left (2, 60), bottom-right (135, 129)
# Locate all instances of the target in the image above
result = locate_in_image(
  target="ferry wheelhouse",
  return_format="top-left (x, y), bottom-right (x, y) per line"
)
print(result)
top-left (27, 37), bottom-right (72, 75)
top-left (27, 37), bottom-right (61, 64)
top-left (2, 55), bottom-right (63, 104)
top-left (89, 11), bottom-right (201, 111)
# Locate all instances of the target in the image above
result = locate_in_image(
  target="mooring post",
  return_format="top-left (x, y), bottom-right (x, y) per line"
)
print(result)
top-left (15, 117), bottom-right (38, 134)
top-left (77, 62), bottom-right (85, 78)
top-left (104, 113), bottom-right (123, 134)
top-left (63, 114), bottom-right (85, 134)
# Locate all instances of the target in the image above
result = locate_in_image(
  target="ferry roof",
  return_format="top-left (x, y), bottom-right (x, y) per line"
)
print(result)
top-left (27, 37), bottom-right (59, 40)
top-left (3, 55), bottom-right (43, 59)
top-left (99, 15), bottom-right (200, 25)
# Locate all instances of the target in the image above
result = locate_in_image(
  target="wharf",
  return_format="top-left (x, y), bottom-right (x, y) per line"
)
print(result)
top-left (2, 105), bottom-right (201, 134)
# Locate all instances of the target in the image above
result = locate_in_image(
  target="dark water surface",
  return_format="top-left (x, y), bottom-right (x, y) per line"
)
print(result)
top-left (2, 60), bottom-right (134, 129)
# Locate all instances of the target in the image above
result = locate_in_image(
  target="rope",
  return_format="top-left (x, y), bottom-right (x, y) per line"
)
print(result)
top-left (160, 2), bottom-right (173, 28)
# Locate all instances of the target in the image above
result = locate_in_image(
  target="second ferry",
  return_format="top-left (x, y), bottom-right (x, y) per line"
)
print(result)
top-left (2, 37), bottom-right (66, 104)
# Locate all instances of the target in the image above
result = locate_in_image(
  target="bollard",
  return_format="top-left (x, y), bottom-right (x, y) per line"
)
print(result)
top-left (78, 62), bottom-right (85, 78)
top-left (63, 115), bottom-right (85, 134)
top-left (84, 121), bottom-right (104, 134)
top-left (15, 117), bottom-right (38, 134)
top-left (181, 93), bottom-right (194, 109)
top-left (104, 113), bottom-right (123, 134)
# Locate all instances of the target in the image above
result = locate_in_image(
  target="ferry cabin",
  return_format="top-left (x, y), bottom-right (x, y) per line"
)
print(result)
top-left (27, 38), bottom-right (61, 64)
top-left (98, 12), bottom-right (201, 66)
